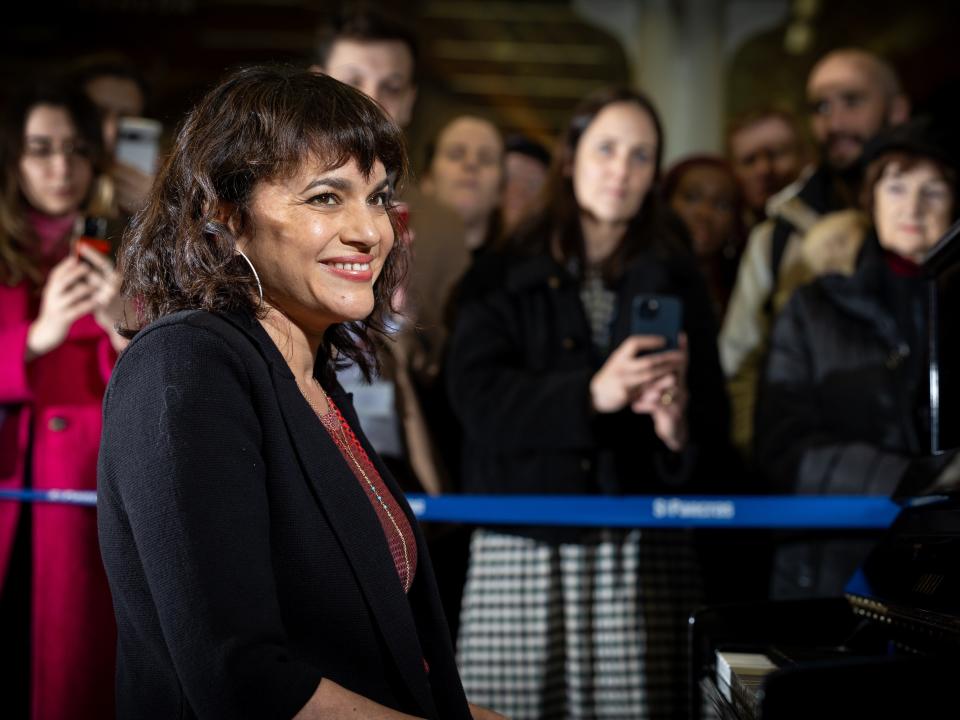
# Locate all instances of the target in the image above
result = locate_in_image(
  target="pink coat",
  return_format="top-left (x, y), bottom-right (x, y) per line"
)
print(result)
top-left (0, 280), bottom-right (117, 719)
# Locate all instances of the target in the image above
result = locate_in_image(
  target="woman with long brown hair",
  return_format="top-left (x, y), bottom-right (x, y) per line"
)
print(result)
top-left (0, 81), bottom-right (123, 719)
top-left (447, 88), bottom-right (731, 718)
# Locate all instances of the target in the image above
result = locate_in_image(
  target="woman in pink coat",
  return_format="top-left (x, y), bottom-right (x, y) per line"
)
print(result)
top-left (0, 81), bottom-right (127, 719)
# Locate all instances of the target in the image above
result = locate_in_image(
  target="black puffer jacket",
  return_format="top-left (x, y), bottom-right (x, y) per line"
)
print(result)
top-left (756, 234), bottom-right (954, 597)
top-left (446, 247), bottom-right (732, 539)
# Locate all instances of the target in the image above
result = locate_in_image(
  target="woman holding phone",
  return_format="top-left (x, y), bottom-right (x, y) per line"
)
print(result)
top-left (447, 88), bottom-right (730, 719)
top-left (0, 82), bottom-right (125, 718)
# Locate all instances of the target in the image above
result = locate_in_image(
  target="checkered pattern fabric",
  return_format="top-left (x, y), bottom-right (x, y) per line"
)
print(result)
top-left (457, 529), bottom-right (702, 719)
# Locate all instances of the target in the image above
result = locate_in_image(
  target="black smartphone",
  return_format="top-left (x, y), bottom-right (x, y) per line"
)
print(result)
top-left (630, 295), bottom-right (682, 351)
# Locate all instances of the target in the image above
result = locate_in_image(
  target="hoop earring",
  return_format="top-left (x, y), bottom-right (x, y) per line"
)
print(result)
top-left (236, 249), bottom-right (264, 308)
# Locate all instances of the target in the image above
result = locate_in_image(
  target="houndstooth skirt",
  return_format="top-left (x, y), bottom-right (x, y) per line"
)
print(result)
top-left (456, 528), bottom-right (702, 720)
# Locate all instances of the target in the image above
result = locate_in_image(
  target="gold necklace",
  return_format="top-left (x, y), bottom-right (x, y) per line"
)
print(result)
top-left (301, 378), bottom-right (412, 592)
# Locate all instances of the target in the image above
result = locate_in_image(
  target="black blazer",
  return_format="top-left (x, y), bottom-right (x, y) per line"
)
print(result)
top-left (97, 310), bottom-right (470, 720)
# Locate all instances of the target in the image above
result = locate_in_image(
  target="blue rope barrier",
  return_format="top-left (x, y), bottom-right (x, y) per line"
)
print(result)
top-left (0, 488), bottom-right (98, 506)
top-left (0, 488), bottom-right (906, 528)
top-left (405, 494), bottom-right (903, 528)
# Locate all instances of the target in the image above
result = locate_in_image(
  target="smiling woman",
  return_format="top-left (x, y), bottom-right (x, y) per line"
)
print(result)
top-left (117, 65), bottom-right (409, 382)
top-left (96, 66), bottom-right (493, 720)
top-left (234, 159), bottom-right (395, 337)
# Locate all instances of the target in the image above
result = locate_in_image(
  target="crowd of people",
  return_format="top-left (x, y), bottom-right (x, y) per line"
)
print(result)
top-left (1, 5), bottom-right (958, 720)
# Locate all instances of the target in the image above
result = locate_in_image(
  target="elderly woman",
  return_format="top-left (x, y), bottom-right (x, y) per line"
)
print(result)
top-left (447, 88), bottom-right (730, 719)
top-left (0, 81), bottom-right (122, 718)
top-left (97, 67), bottom-right (498, 720)
top-left (756, 118), bottom-right (960, 599)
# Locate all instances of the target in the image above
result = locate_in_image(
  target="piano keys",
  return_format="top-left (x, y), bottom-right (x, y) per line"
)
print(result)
top-left (691, 497), bottom-right (960, 719)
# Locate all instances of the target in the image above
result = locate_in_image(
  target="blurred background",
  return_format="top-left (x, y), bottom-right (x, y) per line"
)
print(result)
top-left (5, 0), bottom-right (959, 174)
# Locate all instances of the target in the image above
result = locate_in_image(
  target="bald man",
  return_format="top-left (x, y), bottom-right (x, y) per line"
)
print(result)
top-left (808, 49), bottom-right (910, 172)
top-left (720, 48), bottom-right (910, 455)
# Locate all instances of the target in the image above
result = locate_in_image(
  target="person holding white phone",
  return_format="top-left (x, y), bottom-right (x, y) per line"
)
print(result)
top-left (74, 55), bottom-right (158, 214)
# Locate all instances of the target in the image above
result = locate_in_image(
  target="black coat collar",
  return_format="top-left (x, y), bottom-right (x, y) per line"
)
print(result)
top-left (818, 234), bottom-right (925, 353)
top-left (797, 162), bottom-right (859, 216)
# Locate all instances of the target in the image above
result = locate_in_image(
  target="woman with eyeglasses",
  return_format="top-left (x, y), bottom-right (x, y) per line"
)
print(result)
top-left (0, 81), bottom-right (125, 718)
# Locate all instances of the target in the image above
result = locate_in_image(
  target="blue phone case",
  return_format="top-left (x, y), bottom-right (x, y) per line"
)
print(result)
top-left (630, 295), bottom-right (682, 351)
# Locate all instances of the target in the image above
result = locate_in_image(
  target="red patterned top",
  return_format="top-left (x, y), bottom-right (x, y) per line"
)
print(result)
top-left (317, 397), bottom-right (417, 593)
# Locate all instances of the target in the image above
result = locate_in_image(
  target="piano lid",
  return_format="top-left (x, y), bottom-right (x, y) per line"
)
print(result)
top-left (845, 497), bottom-right (960, 638)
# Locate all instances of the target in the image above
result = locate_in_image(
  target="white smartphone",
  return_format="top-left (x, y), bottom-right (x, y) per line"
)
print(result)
top-left (115, 116), bottom-right (162, 175)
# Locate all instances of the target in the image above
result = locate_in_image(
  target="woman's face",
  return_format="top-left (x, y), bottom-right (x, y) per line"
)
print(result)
top-left (572, 101), bottom-right (658, 225)
top-left (238, 156), bottom-right (395, 334)
top-left (874, 160), bottom-right (953, 263)
top-left (423, 116), bottom-right (503, 226)
top-left (669, 165), bottom-right (737, 258)
top-left (501, 151), bottom-right (549, 230)
top-left (18, 104), bottom-right (94, 217)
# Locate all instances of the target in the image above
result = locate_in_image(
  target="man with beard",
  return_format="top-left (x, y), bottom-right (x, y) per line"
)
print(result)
top-left (720, 48), bottom-right (910, 456)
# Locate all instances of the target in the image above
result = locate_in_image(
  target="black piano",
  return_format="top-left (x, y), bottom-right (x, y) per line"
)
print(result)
top-left (691, 496), bottom-right (960, 719)
top-left (691, 218), bottom-right (960, 719)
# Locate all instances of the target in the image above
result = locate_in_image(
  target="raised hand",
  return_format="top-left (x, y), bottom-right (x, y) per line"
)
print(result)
top-left (26, 255), bottom-right (97, 360)
top-left (77, 244), bottom-right (129, 352)
top-left (590, 333), bottom-right (689, 451)
top-left (628, 334), bottom-right (689, 451)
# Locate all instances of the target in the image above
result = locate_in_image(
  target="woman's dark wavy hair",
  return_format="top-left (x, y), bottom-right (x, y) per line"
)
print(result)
top-left (509, 87), bottom-right (687, 279)
top-left (119, 65), bottom-right (409, 379)
top-left (0, 81), bottom-right (104, 287)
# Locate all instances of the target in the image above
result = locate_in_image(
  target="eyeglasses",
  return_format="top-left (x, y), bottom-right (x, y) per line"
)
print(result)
top-left (22, 139), bottom-right (92, 162)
